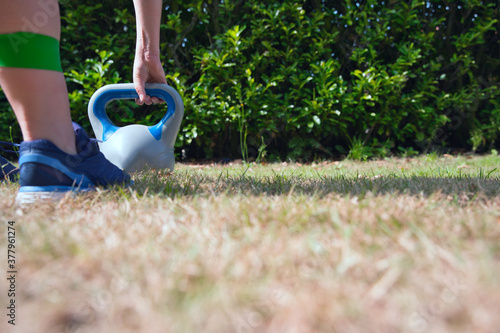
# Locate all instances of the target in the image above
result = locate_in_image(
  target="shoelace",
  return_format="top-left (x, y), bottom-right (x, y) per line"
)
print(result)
top-left (0, 141), bottom-right (20, 155)
top-left (1, 139), bottom-right (100, 152)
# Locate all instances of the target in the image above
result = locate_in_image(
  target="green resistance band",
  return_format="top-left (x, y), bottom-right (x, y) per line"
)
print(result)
top-left (0, 32), bottom-right (62, 72)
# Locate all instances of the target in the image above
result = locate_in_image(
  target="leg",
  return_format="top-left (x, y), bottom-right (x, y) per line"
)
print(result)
top-left (0, 0), bottom-right (130, 203)
top-left (0, 0), bottom-right (76, 155)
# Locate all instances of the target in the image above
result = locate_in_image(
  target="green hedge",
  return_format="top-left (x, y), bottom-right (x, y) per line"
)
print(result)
top-left (1, 0), bottom-right (499, 161)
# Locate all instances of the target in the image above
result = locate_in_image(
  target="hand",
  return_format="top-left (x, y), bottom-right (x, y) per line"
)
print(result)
top-left (133, 51), bottom-right (167, 105)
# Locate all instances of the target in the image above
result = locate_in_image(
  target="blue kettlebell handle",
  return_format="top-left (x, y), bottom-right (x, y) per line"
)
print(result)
top-left (88, 83), bottom-right (182, 141)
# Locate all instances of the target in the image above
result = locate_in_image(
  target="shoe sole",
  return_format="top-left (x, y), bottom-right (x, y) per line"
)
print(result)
top-left (15, 187), bottom-right (94, 205)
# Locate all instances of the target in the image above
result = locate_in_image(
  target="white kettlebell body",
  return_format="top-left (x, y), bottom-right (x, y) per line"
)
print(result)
top-left (88, 83), bottom-right (184, 173)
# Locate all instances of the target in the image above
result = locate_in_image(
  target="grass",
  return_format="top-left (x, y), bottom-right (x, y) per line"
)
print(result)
top-left (1, 155), bottom-right (500, 332)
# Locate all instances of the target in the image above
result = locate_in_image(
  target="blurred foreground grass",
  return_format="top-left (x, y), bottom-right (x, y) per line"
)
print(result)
top-left (1, 155), bottom-right (500, 332)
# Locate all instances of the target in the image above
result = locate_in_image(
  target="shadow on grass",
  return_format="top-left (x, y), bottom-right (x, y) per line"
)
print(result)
top-left (130, 169), bottom-right (500, 200)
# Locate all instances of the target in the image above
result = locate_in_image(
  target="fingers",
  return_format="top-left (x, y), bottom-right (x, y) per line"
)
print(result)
top-left (135, 96), bottom-right (164, 105)
top-left (134, 89), bottom-right (165, 105)
top-left (135, 93), bottom-right (164, 106)
top-left (134, 76), bottom-right (167, 105)
top-left (134, 81), bottom-right (155, 105)
top-left (151, 97), bottom-right (165, 104)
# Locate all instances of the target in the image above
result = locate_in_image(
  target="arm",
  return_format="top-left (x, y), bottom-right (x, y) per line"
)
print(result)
top-left (132, 0), bottom-right (167, 105)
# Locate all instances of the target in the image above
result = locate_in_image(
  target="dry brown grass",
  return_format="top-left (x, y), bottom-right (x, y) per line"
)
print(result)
top-left (1, 155), bottom-right (500, 333)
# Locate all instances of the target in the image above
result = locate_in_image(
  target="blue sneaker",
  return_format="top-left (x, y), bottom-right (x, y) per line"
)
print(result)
top-left (1, 155), bottom-right (19, 182)
top-left (16, 123), bottom-right (131, 203)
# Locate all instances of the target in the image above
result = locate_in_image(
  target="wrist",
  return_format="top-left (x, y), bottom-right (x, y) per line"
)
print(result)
top-left (136, 36), bottom-right (160, 59)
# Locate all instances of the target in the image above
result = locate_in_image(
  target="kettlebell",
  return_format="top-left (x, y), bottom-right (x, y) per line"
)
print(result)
top-left (88, 83), bottom-right (184, 173)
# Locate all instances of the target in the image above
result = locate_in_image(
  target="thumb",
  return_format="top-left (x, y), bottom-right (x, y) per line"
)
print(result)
top-left (134, 80), bottom-right (147, 105)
